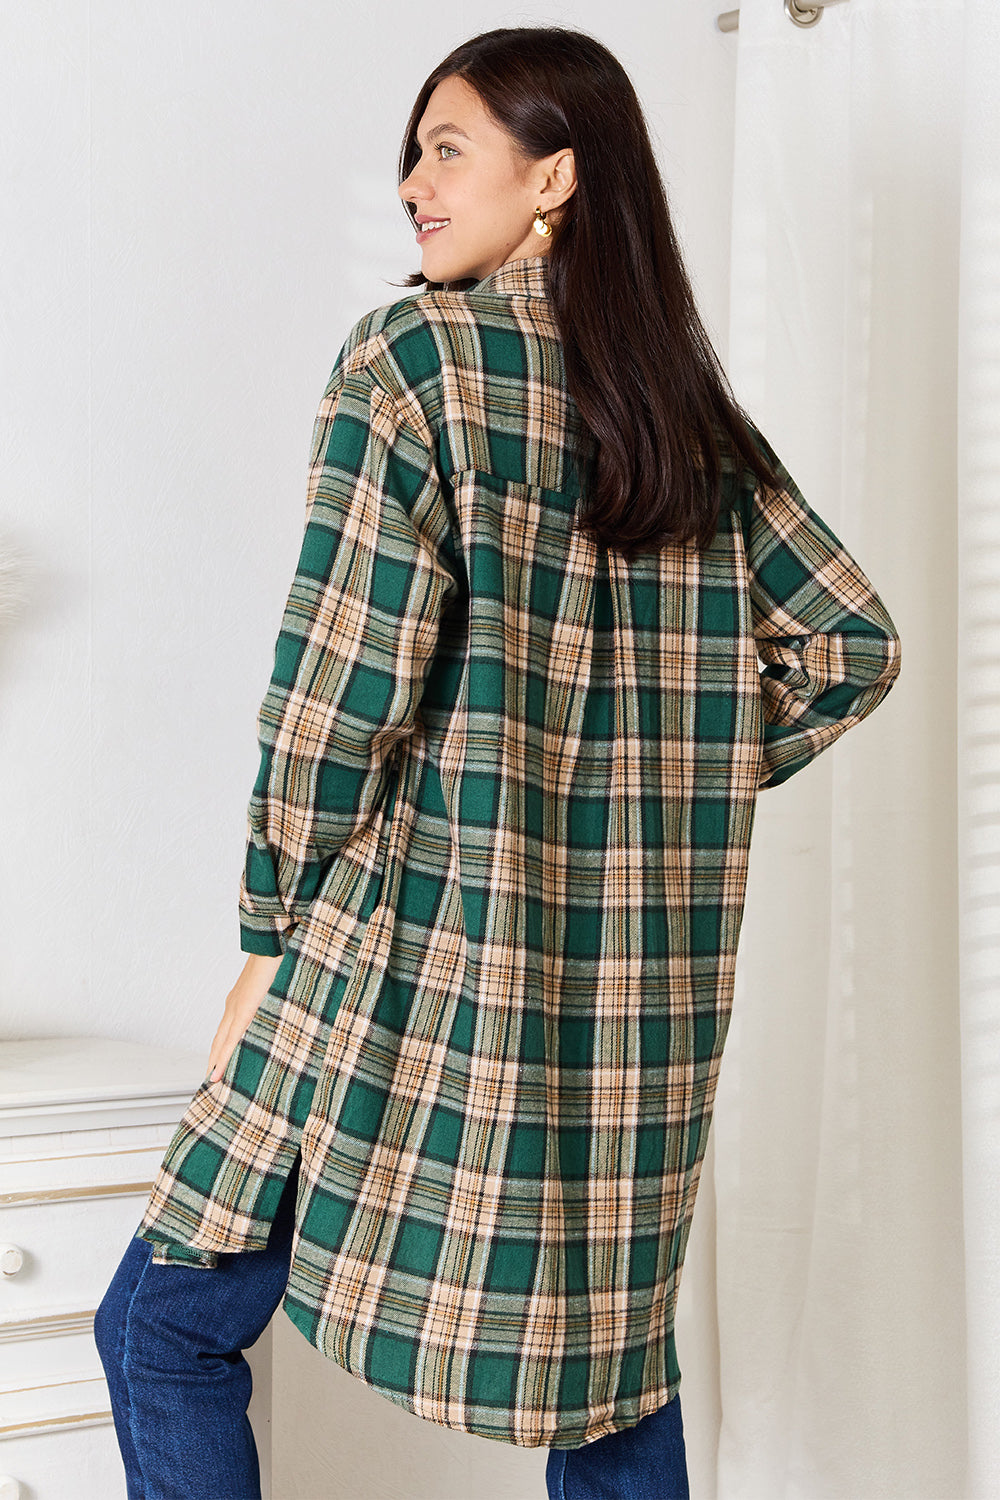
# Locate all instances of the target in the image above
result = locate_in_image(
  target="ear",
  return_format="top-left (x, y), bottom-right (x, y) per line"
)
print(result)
top-left (539, 148), bottom-right (577, 209)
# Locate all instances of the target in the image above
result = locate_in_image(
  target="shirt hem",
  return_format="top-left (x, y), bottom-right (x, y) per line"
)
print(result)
top-left (280, 1293), bottom-right (681, 1449)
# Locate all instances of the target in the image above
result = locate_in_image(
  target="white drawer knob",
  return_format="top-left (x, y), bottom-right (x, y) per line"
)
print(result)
top-left (0, 1245), bottom-right (24, 1276)
top-left (0, 1476), bottom-right (22, 1499)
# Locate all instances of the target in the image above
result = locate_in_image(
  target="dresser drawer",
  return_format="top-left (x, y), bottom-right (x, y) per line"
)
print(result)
top-left (0, 1416), bottom-right (126, 1499)
top-left (1, 1189), bottom-right (152, 1320)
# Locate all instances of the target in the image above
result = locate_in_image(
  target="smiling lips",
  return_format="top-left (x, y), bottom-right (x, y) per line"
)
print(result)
top-left (416, 218), bottom-right (450, 239)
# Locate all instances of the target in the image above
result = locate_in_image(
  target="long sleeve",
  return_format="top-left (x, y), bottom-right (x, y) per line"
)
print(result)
top-left (744, 438), bottom-right (902, 791)
top-left (238, 363), bottom-right (459, 955)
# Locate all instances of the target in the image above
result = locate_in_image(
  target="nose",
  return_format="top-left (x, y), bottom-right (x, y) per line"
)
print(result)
top-left (398, 157), bottom-right (431, 204)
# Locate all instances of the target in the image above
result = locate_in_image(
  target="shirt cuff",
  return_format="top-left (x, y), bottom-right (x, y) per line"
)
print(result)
top-left (239, 924), bottom-right (288, 957)
top-left (140, 1234), bottom-right (220, 1269)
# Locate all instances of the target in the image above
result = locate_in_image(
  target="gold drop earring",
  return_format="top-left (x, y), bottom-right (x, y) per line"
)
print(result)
top-left (532, 205), bottom-right (551, 238)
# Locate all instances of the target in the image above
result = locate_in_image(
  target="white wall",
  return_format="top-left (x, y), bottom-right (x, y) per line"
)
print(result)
top-left (3, 4), bottom-right (736, 1496)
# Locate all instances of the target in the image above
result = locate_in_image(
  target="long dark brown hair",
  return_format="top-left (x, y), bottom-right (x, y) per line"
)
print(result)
top-left (394, 25), bottom-right (780, 558)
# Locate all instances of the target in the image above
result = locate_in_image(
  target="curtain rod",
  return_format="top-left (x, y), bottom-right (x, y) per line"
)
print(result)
top-left (718, 0), bottom-right (850, 32)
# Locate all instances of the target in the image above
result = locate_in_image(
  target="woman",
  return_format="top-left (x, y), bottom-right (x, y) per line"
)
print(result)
top-left (95, 24), bottom-right (901, 1500)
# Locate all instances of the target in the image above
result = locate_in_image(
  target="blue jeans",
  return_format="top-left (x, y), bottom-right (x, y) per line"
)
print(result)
top-left (95, 1164), bottom-right (689, 1500)
top-left (545, 1396), bottom-right (689, 1499)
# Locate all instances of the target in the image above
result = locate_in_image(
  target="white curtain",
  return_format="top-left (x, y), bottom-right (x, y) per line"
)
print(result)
top-left (676, 1), bottom-right (999, 1495)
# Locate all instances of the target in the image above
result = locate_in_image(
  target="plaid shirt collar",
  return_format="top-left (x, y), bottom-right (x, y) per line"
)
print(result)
top-left (469, 253), bottom-right (550, 298)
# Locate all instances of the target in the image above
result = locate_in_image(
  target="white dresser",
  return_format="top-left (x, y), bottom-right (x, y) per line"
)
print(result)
top-left (0, 1037), bottom-right (211, 1498)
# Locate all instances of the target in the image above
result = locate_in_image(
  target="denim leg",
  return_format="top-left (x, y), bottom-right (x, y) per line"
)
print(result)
top-left (545, 1395), bottom-right (690, 1500)
top-left (94, 1163), bottom-right (298, 1500)
top-left (95, 1231), bottom-right (153, 1497)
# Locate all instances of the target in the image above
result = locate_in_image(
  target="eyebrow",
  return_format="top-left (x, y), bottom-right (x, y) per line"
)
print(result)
top-left (416, 121), bottom-right (473, 147)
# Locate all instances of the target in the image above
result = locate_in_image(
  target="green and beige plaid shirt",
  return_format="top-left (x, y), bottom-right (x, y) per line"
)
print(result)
top-left (137, 253), bottom-right (901, 1448)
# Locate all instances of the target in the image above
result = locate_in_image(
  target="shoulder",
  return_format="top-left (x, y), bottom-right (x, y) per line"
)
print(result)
top-left (316, 285), bottom-right (502, 445)
top-left (332, 285), bottom-right (485, 402)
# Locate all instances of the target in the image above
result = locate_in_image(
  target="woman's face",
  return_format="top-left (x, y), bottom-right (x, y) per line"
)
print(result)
top-left (398, 74), bottom-right (574, 285)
